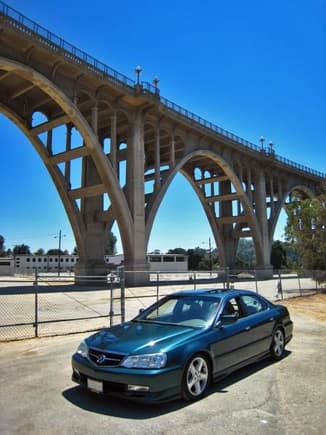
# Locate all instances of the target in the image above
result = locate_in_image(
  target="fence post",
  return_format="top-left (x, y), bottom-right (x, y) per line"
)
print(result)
top-left (226, 267), bottom-right (230, 289)
top-left (277, 270), bottom-right (283, 300)
top-left (156, 272), bottom-right (159, 302)
top-left (108, 273), bottom-right (114, 327)
top-left (33, 269), bottom-right (39, 337)
top-left (254, 269), bottom-right (258, 294)
top-left (297, 272), bottom-right (302, 296)
top-left (120, 268), bottom-right (125, 323)
top-left (194, 272), bottom-right (197, 290)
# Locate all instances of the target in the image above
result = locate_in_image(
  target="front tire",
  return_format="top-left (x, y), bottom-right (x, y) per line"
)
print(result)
top-left (271, 327), bottom-right (285, 360)
top-left (182, 354), bottom-right (210, 401)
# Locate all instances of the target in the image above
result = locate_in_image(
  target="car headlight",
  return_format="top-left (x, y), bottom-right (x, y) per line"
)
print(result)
top-left (121, 352), bottom-right (167, 369)
top-left (76, 341), bottom-right (89, 358)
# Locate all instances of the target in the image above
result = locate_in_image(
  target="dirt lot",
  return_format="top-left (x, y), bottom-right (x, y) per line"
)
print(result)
top-left (278, 293), bottom-right (326, 322)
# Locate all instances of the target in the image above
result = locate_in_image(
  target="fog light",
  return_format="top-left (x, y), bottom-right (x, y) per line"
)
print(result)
top-left (127, 384), bottom-right (150, 392)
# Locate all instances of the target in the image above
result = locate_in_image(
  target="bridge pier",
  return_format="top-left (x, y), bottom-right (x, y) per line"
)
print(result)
top-left (252, 167), bottom-right (273, 277)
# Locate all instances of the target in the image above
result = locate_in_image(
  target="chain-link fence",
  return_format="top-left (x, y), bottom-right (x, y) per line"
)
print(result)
top-left (0, 269), bottom-right (324, 342)
top-left (0, 273), bottom-right (122, 341)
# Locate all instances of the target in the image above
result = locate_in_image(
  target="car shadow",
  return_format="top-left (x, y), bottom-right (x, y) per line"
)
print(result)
top-left (62, 351), bottom-right (291, 418)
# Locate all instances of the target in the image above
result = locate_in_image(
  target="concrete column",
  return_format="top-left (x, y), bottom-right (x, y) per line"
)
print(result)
top-left (170, 131), bottom-right (175, 167)
top-left (46, 129), bottom-right (52, 154)
top-left (219, 180), bottom-right (237, 268)
top-left (91, 105), bottom-right (98, 136)
top-left (75, 104), bottom-right (107, 280)
top-left (77, 152), bottom-right (107, 278)
top-left (278, 178), bottom-right (283, 203)
top-left (210, 177), bottom-right (215, 197)
top-left (64, 124), bottom-right (72, 187)
top-left (155, 123), bottom-right (161, 189)
top-left (110, 112), bottom-right (117, 173)
top-left (254, 168), bottom-right (273, 275)
top-left (124, 110), bottom-right (149, 285)
top-left (247, 167), bottom-right (253, 203)
top-left (270, 175), bottom-right (275, 215)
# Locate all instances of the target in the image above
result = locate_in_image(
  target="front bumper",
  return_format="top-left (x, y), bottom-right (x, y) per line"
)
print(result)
top-left (72, 353), bottom-right (182, 403)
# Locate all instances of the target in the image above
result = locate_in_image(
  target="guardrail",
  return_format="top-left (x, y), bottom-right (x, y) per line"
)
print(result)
top-left (0, 0), bottom-right (325, 180)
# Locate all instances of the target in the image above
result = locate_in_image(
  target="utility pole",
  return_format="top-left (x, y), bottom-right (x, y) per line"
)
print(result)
top-left (55, 230), bottom-right (66, 276)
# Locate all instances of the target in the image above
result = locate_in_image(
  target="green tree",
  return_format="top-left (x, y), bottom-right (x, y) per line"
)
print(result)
top-left (186, 248), bottom-right (203, 270)
top-left (34, 248), bottom-right (45, 255)
top-left (271, 240), bottom-right (287, 270)
top-left (168, 248), bottom-right (187, 255)
top-left (285, 191), bottom-right (326, 272)
top-left (105, 232), bottom-right (117, 255)
top-left (236, 239), bottom-right (255, 267)
top-left (46, 249), bottom-right (64, 255)
top-left (13, 244), bottom-right (31, 254)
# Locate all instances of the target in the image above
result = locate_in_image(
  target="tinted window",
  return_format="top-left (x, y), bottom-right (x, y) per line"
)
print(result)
top-left (137, 296), bottom-right (220, 328)
top-left (241, 295), bottom-right (267, 315)
top-left (222, 297), bottom-right (241, 318)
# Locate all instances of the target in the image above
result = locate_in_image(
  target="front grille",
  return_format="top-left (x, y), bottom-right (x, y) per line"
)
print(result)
top-left (88, 348), bottom-right (125, 367)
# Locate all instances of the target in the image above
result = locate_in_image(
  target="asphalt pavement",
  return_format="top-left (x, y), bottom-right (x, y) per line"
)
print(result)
top-left (0, 310), bottom-right (325, 435)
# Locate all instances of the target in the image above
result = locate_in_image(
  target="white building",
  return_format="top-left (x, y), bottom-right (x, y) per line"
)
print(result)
top-left (7, 252), bottom-right (188, 275)
top-left (0, 257), bottom-right (15, 275)
top-left (146, 253), bottom-right (188, 272)
top-left (14, 254), bottom-right (78, 274)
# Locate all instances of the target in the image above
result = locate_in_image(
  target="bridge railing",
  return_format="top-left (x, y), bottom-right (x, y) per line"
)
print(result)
top-left (0, 0), bottom-right (135, 89)
top-left (0, 0), bottom-right (325, 180)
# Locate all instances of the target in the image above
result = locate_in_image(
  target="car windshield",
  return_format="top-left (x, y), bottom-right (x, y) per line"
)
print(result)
top-left (135, 295), bottom-right (221, 328)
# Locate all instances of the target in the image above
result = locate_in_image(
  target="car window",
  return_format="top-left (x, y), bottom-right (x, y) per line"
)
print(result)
top-left (222, 297), bottom-right (241, 318)
top-left (138, 296), bottom-right (220, 328)
top-left (240, 295), bottom-right (267, 316)
top-left (146, 298), bottom-right (178, 319)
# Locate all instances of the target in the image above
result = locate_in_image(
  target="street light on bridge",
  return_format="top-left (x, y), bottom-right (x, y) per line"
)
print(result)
top-left (135, 65), bottom-right (142, 85)
top-left (153, 76), bottom-right (160, 94)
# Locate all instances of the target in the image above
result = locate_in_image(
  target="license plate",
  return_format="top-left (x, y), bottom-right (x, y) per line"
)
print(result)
top-left (87, 378), bottom-right (103, 393)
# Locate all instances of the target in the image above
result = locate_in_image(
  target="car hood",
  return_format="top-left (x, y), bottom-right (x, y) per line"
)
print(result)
top-left (85, 321), bottom-right (202, 354)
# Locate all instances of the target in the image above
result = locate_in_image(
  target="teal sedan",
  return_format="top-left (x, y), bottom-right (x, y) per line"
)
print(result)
top-left (72, 289), bottom-right (293, 402)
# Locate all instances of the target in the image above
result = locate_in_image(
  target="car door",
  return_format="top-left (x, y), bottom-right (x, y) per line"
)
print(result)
top-left (238, 294), bottom-right (275, 357)
top-left (210, 297), bottom-right (258, 374)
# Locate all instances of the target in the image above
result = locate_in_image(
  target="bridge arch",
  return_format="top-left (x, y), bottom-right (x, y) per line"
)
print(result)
top-left (270, 184), bottom-right (316, 242)
top-left (145, 149), bottom-right (264, 267)
top-left (0, 57), bottom-right (134, 271)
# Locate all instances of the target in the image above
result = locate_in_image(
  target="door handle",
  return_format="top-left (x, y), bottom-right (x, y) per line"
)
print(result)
top-left (269, 317), bottom-right (274, 322)
top-left (244, 326), bottom-right (251, 331)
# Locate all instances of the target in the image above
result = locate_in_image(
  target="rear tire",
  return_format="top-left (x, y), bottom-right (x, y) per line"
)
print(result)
top-left (270, 327), bottom-right (285, 360)
top-left (182, 354), bottom-right (210, 401)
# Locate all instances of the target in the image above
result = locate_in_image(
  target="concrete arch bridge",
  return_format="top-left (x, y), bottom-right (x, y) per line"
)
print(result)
top-left (0, 2), bottom-right (325, 283)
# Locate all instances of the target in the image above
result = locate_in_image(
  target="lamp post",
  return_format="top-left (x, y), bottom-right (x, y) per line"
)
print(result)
top-left (153, 76), bottom-right (160, 94)
top-left (259, 135), bottom-right (265, 150)
top-left (269, 141), bottom-right (274, 155)
top-left (135, 65), bottom-right (142, 86)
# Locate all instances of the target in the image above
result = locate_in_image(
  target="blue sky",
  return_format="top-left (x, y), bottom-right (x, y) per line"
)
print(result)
top-left (1, 0), bottom-right (325, 254)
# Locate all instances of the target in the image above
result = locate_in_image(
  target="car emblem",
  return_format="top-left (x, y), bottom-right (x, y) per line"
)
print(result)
top-left (96, 354), bottom-right (107, 364)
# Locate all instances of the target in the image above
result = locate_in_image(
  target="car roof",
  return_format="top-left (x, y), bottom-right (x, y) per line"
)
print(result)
top-left (172, 288), bottom-right (259, 300)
